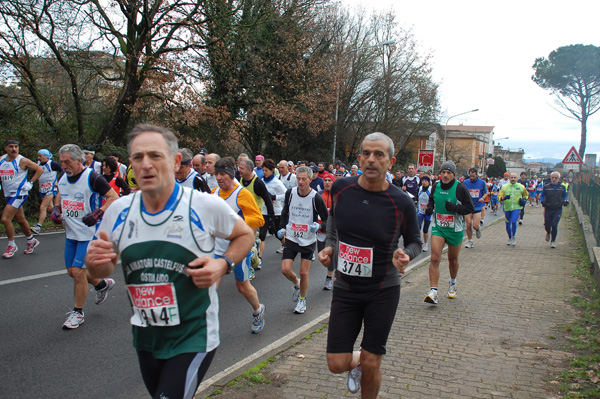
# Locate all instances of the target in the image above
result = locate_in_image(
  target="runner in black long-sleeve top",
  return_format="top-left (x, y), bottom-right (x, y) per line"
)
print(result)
top-left (318, 132), bottom-right (422, 397)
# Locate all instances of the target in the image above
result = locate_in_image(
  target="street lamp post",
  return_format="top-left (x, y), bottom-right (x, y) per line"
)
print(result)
top-left (442, 108), bottom-right (479, 163)
top-left (332, 40), bottom-right (396, 166)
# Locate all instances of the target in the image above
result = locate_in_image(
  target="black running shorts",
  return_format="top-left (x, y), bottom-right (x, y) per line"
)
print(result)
top-left (327, 285), bottom-right (400, 355)
top-left (137, 349), bottom-right (216, 399)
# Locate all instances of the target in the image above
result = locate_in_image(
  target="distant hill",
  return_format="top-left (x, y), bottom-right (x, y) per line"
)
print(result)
top-left (523, 158), bottom-right (562, 165)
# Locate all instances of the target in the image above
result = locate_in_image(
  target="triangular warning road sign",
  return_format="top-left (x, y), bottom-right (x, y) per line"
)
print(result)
top-left (562, 146), bottom-right (583, 164)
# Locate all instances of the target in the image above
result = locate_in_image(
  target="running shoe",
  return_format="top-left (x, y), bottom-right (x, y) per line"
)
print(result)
top-left (251, 304), bottom-right (265, 333)
top-left (63, 310), bottom-right (84, 330)
top-left (518, 219), bottom-right (523, 225)
top-left (422, 242), bottom-right (429, 252)
top-left (476, 228), bottom-right (482, 239)
top-left (249, 268), bottom-right (255, 280)
top-left (3, 244), bottom-right (18, 259)
top-left (347, 364), bottom-right (362, 394)
top-left (95, 278), bottom-right (115, 305)
top-left (24, 238), bottom-right (40, 255)
top-left (311, 253), bottom-right (316, 261)
top-left (292, 283), bottom-right (300, 302)
top-left (550, 241), bottom-right (556, 248)
top-left (424, 288), bottom-right (438, 304)
top-left (511, 237), bottom-right (516, 246)
top-left (31, 225), bottom-right (42, 235)
top-left (276, 246), bottom-right (284, 254)
top-left (480, 218), bottom-right (484, 225)
top-left (465, 240), bottom-right (474, 248)
top-left (494, 211), bottom-right (498, 216)
top-left (536, 204), bottom-right (539, 208)
top-left (506, 238), bottom-right (512, 246)
top-left (545, 233), bottom-right (550, 242)
top-left (253, 257), bottom-right (262, 271)
top-left (448, 280), bottom-right (457, 299)
top-left (323, 277), bottom-right (333, 290)
top-left (294, 298), bottom-right (306, 314)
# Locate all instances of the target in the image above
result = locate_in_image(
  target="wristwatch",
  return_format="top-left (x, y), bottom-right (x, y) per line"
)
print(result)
top-left (220, 255), bottom-right (236, 274)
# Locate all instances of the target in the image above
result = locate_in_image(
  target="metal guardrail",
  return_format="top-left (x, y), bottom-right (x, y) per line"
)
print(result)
top-left (572, 180), bottom-right (600, 245)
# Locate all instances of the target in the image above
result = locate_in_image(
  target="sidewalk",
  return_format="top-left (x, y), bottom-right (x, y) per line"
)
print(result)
top-left (203, 206), bottom-right (579, 398)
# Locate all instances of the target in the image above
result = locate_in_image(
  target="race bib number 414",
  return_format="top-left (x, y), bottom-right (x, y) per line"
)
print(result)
top-left (126, 283), bottom-right (180, 327)
top-left (337, 242), bottom-right (373, 277)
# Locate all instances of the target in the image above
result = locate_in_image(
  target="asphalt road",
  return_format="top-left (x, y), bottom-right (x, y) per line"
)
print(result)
top-left (0, 206), bottom-right (505, 398)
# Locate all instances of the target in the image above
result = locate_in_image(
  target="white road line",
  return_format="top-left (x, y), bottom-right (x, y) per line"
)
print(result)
top-left (196, 312), bottom-right (330, 395)
top-left (0, 270), bottom-right (66, 286)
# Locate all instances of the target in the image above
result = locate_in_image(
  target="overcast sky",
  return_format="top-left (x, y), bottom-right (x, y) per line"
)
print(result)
top-left (339, 0), bottom-right (600, 161)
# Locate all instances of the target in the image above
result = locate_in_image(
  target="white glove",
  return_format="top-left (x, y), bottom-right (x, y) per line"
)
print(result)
top-left (21, 181), bottom-right (33, 192)
top-left (276, 228), bottom-right (286, 240)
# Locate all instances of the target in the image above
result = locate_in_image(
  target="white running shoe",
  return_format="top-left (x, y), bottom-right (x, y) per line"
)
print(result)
top-left (323, 277), bottom-right (333, 290)
top-left (251, 304), bottom-right (265, 333)
top-left (511, 237), bottom-right (517, 246)
top-left (480, 218), bottom-right (484, 225)
top-left (465, 240), bottom-right (474, 248)
top-left (3, 244), bottom-right (18, 259)
top-left (276, 246), bottom-right (284, 254)
top-left (448, 280), bottom-right (457, 299)
top-left (475, 229), bottom-right (482, 239)
top-left (347, 364), bottom-right (362, 393)
top-left (31, 225), bottom-right (42, 235)
top-left (24, 238), bottom-right (40, 255)
top-left (507, 238), bottom-right (512, 246)
top-left (63, 310), bottom-right (84, 330)
top-left (550, 241), bottom-right (556, 248)
top-left (294, 298), bottom-right (306, 314)
top-left (422, 242), bottom-right (429, 252)
top-left (545, 233), bottom-right (550, 242)
top-left (424, 288), bottom-right (438, 304)
top-left (95, 278), bottom-right (115, 305)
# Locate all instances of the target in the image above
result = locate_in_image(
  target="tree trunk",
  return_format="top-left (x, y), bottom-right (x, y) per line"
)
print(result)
top-left (579, 112), bottom-right (587, 158)
top-left (98, 69), bottom-right (143, 145)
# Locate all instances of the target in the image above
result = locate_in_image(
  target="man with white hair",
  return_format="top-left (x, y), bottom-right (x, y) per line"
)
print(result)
top-left (176, 148), bottom-right (209, 192)
top-left (540, 171), bottom-right (568, 248)
top-left (54, 144), bottom-right (119, 329)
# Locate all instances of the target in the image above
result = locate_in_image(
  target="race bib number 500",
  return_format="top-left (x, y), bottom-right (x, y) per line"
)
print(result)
top-left (337, 242), bottom-right (373, 277)
top-left (126, 283), bottom-right (180, 327)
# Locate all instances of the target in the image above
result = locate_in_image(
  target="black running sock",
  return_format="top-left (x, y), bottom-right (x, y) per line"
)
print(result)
top-left (73, 307), bottom-right (83, 314)
top-left (95, 280), bottom-right (107, 291)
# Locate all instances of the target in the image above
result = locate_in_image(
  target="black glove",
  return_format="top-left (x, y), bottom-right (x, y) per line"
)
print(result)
top-left (270, 193), bottom-right (276, 201)
top-left (82, 209), bottom-right (104, 227)
top-left (444, 201), bottom-right (457, 212)
top-left (502, 194), bottom-right (511, 201)
top-left (318, 221), bottom-right (326, 234)
top-left (425, 207), bottom-right (433, 216)
top-left (541, 201), bottom-right (546, 208)
top-left (268, 218), bottom-right (276, 235)
top-left (563, 200), bottom-right (569, 207)
top-left (518, 198), bottom-right (527, 207)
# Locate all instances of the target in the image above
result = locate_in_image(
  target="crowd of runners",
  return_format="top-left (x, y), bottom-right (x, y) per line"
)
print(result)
top-left (1, 130), bottom-right (570, 398)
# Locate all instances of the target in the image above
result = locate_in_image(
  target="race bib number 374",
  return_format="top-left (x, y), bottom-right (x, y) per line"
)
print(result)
top-left (126, 283), bottom-right (180, 327)
top-left (337, 242), bottom-right (373, 277)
